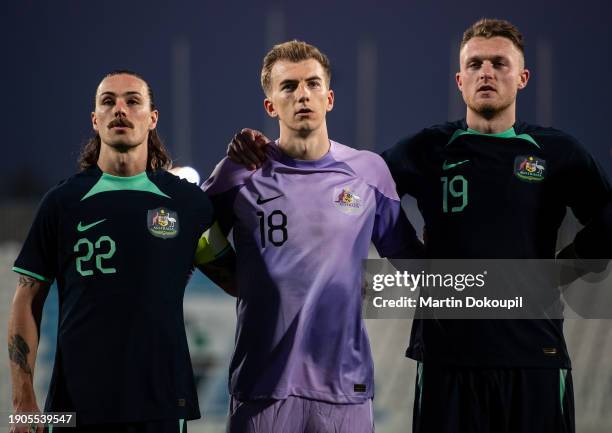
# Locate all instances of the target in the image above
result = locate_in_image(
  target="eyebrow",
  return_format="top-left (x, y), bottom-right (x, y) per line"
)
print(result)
top-left (99, 91), bottom-right (143, 98)
top-left (466, 55), bottom-right (510, 63)
top-left (278, 76), bottom-right (322, 87)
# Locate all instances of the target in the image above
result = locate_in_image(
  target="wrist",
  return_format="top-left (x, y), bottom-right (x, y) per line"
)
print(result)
top-left (12, 388), bottom-right (37, 410)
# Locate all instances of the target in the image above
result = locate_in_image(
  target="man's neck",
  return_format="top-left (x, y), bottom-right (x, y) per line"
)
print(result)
top-left (277, 125), bottom-right (330, 160)
top-left (465, 104), bottom-right (516, 134)
top-left (97, 143), bottom-right (147, 177)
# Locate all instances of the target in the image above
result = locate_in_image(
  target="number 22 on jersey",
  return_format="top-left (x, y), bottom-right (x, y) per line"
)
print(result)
top-left (74, 236), bottom-right (117, 276)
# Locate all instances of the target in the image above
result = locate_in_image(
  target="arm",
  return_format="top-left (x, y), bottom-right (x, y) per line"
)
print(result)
top-left (557, 200), bottom-right (612, 281)
top-left (372, 190), bottom-right (425, 259)
top-left (380, 133), bottom-right (426, 199)
top-left (197, 249), bottom-right (237, 297)
top-left (8, 274), bottom-right (51, 431)
top-left (194, 221), bottom-right (238, 297)
top-left (8, 188), bottom-right (57, 432)
top-left (200, 157), bottom-right (255, 295)
top-left (556, 139), bottom-right (612, 263)
top-left (355, 152), bottom-right (425, 258)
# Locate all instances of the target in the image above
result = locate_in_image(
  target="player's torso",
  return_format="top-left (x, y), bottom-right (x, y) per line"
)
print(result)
top-left (406, 128), bottom-right (572, 367)
top-left (54, 171), bottom-right (208, 317)
top-left (416, 131), bottom-right (566, 258)
top-left (44, 170), bottom-right (208, 421)
top-left (225, 157), bottom-right (378, 401)
top-left (232, 161), bottom-right (377, 289)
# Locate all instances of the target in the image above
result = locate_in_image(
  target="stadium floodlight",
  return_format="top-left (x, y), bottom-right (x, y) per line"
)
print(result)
top-left (170, 166), bottom-right (201, 185)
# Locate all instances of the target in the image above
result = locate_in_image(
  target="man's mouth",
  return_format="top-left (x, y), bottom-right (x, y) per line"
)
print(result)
top-left (477, 85), bottom-right (496, 92)
top-left (296, 108), bottom-right (313, 115)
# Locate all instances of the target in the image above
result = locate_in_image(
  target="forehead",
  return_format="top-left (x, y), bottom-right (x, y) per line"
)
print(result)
top-left (270, 59), bottom-right (326, 84)
top-left (96, 74), bottom-right (148, 97)
top-left (461, 36), bottom-right (522, 61)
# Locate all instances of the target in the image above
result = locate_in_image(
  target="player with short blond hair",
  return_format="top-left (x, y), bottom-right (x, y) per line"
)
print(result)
top-left (204, 40), bottom-right (423, 433)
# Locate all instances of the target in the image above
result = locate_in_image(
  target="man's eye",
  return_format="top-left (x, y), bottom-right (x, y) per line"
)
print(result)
top-left (282, 85), bottom-right (296, 91)
top-left (468, 62), bottom-right (480, 69)
top-left (102, 99), bottom-right (114, 105)
top-left (308, 81), bottom-right (321, 88)
top-left (127, 99), bottom-right (140, 105)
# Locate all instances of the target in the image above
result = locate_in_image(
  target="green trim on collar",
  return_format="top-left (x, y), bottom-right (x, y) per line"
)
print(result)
top-left (467, 126), bottom-right (516, 138)
top-left (447, 126), bottom-right (540, 148)
top-left (81, 171), bottom-right (170, 201)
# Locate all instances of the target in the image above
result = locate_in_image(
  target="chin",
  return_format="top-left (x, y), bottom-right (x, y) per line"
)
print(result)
top-left (108, 141), bottom-right (139, 152)
top-left (292, 121), bottom-right (314, 132)
top-left (469, 100), bottom-right (503, 118)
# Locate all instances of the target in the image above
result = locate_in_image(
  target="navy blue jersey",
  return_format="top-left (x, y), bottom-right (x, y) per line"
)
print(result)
top-left (382, 120), bottom-right (612, 367)
top-left (13, 167), bottom-right (220, 424)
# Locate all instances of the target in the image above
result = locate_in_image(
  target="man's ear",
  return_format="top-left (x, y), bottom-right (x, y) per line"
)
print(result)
top-left (518, 68), bottom-right (530, 90)
top-left (326, 89), bottom-right (334, 112)
top-left (264, 98), bottom-right (277, 118)
top-left (149, 109), bottom-right (159, 130)
top-left (455, 72), bottom-right (463, 92)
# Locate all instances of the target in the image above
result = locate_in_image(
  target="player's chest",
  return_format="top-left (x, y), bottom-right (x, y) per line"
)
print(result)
top-left (58, 195), bottom-right (201, 270)
top-left (418, 144), bottom-right (558, 218)
top-left (234, 174), bottom-right (376, 245)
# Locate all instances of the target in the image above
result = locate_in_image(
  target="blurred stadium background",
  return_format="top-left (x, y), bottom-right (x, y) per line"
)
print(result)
top-left (2, 1), bottom-right (611, 432)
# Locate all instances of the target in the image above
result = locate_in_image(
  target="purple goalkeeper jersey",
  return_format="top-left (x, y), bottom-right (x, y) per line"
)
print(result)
top-left (203, 140), bottom-right (419, 403)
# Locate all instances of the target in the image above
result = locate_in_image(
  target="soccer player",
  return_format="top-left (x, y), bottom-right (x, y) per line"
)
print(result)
top-left (382, 20), bottom-right (611, 433)
top-left (8, 70), bottom-right (236, 433)
top-left (202, 41), bottom-right (423, 433)
top-left (226, 20), bottom-right (612, 433)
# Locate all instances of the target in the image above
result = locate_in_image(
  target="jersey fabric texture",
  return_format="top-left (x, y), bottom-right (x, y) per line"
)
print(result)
top-left (203, 140), bottom-right (421, 404)
top-left (412, 363), bottom-right (575, 433)
top-left (381, 120), bottom-right (612, 368)
top-left (14, 166), bottom-right (220, 424)
top-left (227, 396), bottom-right (374, 433)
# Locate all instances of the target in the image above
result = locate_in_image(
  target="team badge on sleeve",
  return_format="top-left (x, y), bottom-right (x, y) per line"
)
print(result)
top-left (514, 156), bottom-right (546, 182)
top-left (333, 187), bottom-right (364, 215)
top-left (148, 208), bottom-right (179, 238)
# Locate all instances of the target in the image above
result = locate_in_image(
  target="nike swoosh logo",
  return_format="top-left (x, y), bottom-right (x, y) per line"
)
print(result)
top-left (442, 159), bottom-right (470, 170)
top-left (77, 219), bottom-right (106, 232)
top-left (256, 194), bottom-right (284, 205)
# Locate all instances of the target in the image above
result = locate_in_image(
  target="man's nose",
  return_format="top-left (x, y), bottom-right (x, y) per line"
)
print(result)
top-left (113, 99), bottom-right (128, 116)
top-left (295, 82), bottom-right (310, 101)
top-left (480, 62), bottom-right (494, 80)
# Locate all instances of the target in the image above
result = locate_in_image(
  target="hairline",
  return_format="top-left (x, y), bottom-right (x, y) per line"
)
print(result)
top-left (265, 58), bottom-right (330, 96)
top-left (459, 35), bottom-right (525, 68)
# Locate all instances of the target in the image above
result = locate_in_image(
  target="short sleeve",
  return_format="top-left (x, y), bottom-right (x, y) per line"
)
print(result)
top-left (380, 132), bottom-right (426, 198)
top-left (13, 190), bottom-right (60, 282)
top-left (372, 189), bottom-right (424, 259)
top-left (563, 138), bottom-right (612, 225)
top-left (201, 157), bottom-right (251, 235)
top-left (367, 160), bottom-right (424, 259)
top-left (562, 138), bottom-right (612, 258)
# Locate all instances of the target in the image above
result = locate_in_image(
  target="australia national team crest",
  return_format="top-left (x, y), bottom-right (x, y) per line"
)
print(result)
top-left (514, 155), bottom-right (546, 182)
top-left (333, 187), bottom-right (364, 215)
top-left (147, 208), bottom-right (179, 238)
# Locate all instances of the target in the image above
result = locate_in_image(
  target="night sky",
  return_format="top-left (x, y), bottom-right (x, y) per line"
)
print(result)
top-left (2, 0), bottom-right (610, 198)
